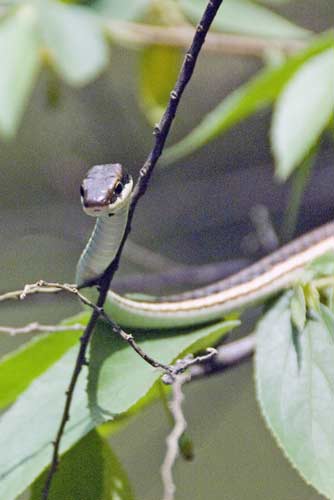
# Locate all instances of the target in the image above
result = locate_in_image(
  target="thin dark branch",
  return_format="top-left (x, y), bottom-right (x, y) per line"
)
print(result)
top-left (42, 1), bottom-right (226, 497)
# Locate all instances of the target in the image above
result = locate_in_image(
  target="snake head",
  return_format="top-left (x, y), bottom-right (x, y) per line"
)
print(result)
top-left (80, 163), bottom-right (133, 216)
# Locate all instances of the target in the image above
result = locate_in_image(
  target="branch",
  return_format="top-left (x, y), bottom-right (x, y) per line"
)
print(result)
top-left (42, 1), bottom-right (227, 497)
top-left (160, 336), bottom-right (254, 500)
top-left (190, 333), bottom-right (256, 380)
top-left (161, 373), bottom-right (190, 500)
top-left (107, 20), bottom-right (307, 57)
top-left (0, 322), bottom-right (84, 336)
top-left (0, 284), bottom-right (63, 302)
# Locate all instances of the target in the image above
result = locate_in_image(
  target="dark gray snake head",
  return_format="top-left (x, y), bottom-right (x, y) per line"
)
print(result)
top-left (80, 163), bottom-right (133, 216)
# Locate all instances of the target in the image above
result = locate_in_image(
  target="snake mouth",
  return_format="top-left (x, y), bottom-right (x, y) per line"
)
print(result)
top-left (80, 164), bottom-right (133, 217)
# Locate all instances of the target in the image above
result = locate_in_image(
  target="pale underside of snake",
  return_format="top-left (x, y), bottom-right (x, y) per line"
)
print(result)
top-left (76, 163), bottom-right (334, 329)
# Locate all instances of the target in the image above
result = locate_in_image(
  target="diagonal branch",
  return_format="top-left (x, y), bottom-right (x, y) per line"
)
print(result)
top-left (42, 1), bottom-right (226, 497)
top-left (107, 20), bottom-right (307, 57)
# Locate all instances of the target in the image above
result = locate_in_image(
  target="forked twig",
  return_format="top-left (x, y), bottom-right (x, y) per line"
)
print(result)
top-left (161, 373), bottom-right (190, 500)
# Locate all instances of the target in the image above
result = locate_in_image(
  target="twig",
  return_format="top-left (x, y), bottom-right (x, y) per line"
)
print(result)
top-left (160, 336), bottom-right (255, 500)
top-left (107, 20), bottom-right (307, 57)
top-left (162, 348), bottom-right (217, 385)
top-left (0, 284), bottom-right (63, 302)
top-left (0, 322), bottom-right (84, 336)
top-left (161, 373), bottom-right (190, 500)
top-left (42, 1), bottom-right (227, 497)
top-left (160, 349), bottom-right (217, 499)
top-left (190, 333), bottom-right (256, 380)
top-left (0, 277), bottom-right (213, 374)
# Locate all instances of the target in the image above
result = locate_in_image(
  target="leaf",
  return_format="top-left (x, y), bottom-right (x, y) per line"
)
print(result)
top-left (88, 319), bottom-right (238, 418)
top-left (180, 0), bottom-right (310, 39)
top-left (30, 430), bottom-right (134, 500)
top-left (256, 294), bottom-right (334, 499)
top-left (0, 317), bottom-right (237, 498)
top-left (272, 48), bottom-right (334, 180)
top-left (39, 0), bottom-right (109, 86)
top-left (0, 346), bottom-right (96, 500)
top-left (139, 45), bottom-right (181, 125)
top-left (0, 312), bottom-right (87, 410)
top-left (290, 285), bottom-right (306, 332)
top-left (163, 34), bottom-right (334, 165)
top-left (318, 304), bottom-right (334, 340)
top-left (94, 0), bottom-right (150, 20)
top-left (0, 5), bottom-right (40, 137)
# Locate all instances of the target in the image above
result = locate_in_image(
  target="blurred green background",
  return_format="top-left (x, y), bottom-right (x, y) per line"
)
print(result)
top-left (2, 0), bottom-right (334, 498)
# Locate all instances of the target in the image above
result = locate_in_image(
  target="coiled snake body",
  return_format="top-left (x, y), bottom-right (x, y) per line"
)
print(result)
top-left (77, 164), bottom-right (334, 329)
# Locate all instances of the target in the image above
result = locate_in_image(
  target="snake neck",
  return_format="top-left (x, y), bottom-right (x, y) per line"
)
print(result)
top-left (76, 204), bottom-right (129, 287)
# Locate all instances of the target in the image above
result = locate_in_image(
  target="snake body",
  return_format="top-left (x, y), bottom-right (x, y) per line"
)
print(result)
top-left (77, 164), bottom-right (334, 329)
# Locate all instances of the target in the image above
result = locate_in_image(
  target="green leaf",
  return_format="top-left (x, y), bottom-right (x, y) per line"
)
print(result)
top-left (94, 0), bottom-right (150, 20)
top-left (30, 430), bottom-right (134, 500)
top-left (88, 319), bottom-right (238, 418)
top-left (256, 294), bottom-right (334, 499)
top-left (0, 5), bottom-right (40, 137)
top-left (290, 285), bottom-right (306, 332)
top-left (0, 314), bottom-right (85, 409)
top-left (139, 45), bottom-right (181, 125)
top-left (163, 34), bottom-right (334, 165)
top-left (39, 0), bottom-right (109, 85)
top-left (318, 303), bottom-right (334, 340)
top-left (180, 0), bottom-right (310, 38)
top-left (0, 346), bottom-right (96, 500)
top-left (0, 317), bottom-right (237, 498)
top-left (272, 48), bottom-right (334, 180)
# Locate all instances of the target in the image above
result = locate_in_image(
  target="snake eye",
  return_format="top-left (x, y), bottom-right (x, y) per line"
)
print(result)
top-left (80, 185), bottom-right (84, 198)
top-left (115, 182), bottom-right (123, 195)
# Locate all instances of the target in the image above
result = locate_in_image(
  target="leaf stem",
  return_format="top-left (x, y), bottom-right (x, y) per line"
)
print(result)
top-left (281, 152), bottom-right (315, 243)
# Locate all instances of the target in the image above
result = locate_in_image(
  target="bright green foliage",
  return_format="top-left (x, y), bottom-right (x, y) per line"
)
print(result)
top-left (0, 313), bottom-right (86, 409)
top-left (272, 48), bottom-right (334, 180)
top-left (256, 294), bottom-right (334, 499)
top-left (31, 430), bottom-right (134, 500)
top-left (0, 5), bottom-right (40, 137)
top-left (39, 0), bottom-right (109, 85)
top-left (180, 0), bottom-right (309, 38)
top-left (0, 0), bottom-right (110, 135)
top-left (88, 318), bottom-right (238, 417)
top-left (290, 285), bottom-right (306, 332)
top-left (163, 34), bottom-right (334, 165)
top-left (139, 45), bottom-right (181, 125)
top-left (0, 316), bottom-right (237, 499)
top-left (0, 346), bottom-right (93, 500)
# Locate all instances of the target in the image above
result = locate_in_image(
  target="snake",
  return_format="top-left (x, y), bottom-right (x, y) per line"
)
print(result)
top-left (76, 163), bottom-right (334, 329)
